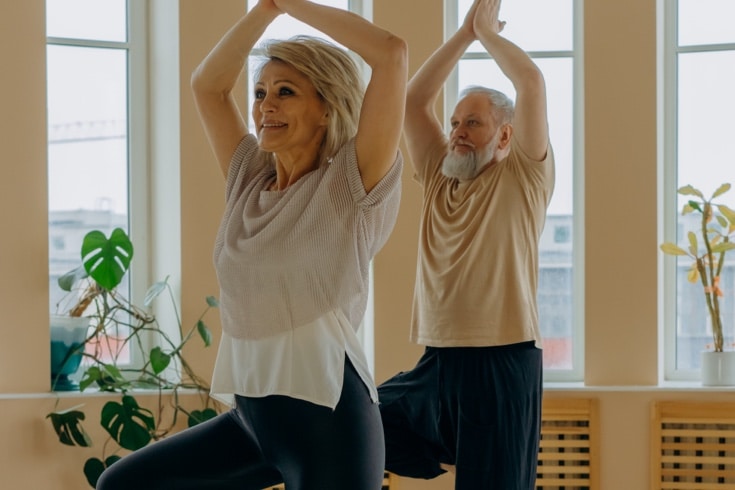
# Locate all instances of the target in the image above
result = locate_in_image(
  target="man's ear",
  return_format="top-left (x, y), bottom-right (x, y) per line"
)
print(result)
top-left (497, 124), bottom-right (513, 149)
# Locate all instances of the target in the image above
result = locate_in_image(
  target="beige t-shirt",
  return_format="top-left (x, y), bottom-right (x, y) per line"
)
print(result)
top-left (411, 137), bottom-right (555, 347)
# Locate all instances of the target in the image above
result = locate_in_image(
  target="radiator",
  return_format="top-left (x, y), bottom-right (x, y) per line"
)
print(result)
top-left (652, 401), bottom-right (735, 489)
top-left (536, 398), bottom-right (599, 490)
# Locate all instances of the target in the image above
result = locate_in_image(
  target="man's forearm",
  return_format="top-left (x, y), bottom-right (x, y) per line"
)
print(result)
top-left (475, 28), bottom-right (543, 92)
top-left (407, 28), bottom-right (475, 108)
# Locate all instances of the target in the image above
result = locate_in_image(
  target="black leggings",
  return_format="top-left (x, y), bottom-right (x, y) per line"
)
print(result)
top-left (97, 359), bottom-right (385, 490)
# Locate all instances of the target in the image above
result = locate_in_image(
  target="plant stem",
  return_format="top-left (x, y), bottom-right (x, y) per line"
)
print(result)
top-left (700, 202), bottom-right (723, 352)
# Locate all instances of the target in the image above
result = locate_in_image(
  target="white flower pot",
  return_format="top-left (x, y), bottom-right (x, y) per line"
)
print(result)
top-left (701, 350), bottom-right (735, 386)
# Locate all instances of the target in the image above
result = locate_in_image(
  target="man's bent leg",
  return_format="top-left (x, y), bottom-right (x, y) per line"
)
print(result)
top-left (378, 348), bottom-right (449, 480)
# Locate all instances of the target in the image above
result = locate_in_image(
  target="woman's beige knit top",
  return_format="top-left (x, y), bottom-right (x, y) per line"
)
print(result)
top-left (213, 135), bottom-right (402, 340)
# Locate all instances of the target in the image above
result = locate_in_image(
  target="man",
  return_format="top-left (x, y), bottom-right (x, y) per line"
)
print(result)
top-left (377, 0), bottom-right (554, 488)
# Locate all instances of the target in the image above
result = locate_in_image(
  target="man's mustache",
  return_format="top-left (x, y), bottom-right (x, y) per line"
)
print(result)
top-left (451, 138), bottom-right (476, 150)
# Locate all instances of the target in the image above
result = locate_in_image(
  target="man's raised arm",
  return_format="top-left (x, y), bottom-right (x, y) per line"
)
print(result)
top-left (474, 0), bottom-right (549, 161)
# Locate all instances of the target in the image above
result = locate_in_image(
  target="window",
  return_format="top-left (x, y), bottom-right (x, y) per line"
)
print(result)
top-left (447, 0), bottom-right (582, 380)
top-left (47, 0), bottom-right (148, 365)
top-left (662, 0), bottom-right (735, 380)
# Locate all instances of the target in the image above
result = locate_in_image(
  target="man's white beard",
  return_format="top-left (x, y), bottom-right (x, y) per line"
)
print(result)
top-left (441, 133), bottom-right (499, 181)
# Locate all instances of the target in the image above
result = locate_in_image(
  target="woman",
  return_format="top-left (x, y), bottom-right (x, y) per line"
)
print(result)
top-left (96, 1), bottom-right (406, 489)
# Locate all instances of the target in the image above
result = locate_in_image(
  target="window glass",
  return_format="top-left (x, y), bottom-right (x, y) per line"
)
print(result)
top-left (46, 46), bottom-right (128, 217)
top-left (676, 51), bottom-right (735, 189)
top-left (669, 2), bottom-right (735, 373)
top-left (678, 0), bottom-right (735, 46)
top-left (452, 0), bottom-right (579, 375)
top-left (46, 0), bottom-right (126, 42)
top-left (250, 0), bottom-right (349, 43)
top-left (47, 2), bottom-right (135, 368)
top-left (458, 0), bottom-right (573, 53)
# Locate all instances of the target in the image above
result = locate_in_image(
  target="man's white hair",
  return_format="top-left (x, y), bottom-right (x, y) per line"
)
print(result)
top-left (459, 85), bottom-right (514, 126)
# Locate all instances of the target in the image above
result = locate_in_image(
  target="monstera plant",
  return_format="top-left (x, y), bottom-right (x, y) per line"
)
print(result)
top-left (47, 228), bottom-right (221, 488)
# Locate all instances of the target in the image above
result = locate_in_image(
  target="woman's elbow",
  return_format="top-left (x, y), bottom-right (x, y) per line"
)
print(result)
top-left (386, 34), bottom-right (408, 69)
top-left (368, 34), bottom-right (407, 72)
top-left (190, 64), bottom-right (208, 94)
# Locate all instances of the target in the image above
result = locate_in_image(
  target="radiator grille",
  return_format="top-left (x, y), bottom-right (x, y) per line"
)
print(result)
top-left (652, 401), bottom-right (735, 489)
top-left (536, 398), bottom-right (599, 490)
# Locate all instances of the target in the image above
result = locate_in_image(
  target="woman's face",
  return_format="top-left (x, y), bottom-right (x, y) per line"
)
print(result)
top-left (252, 60), bottom-right (329, 156)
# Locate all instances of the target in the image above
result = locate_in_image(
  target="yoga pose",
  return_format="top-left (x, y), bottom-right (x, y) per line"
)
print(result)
top-left (378, 0), bottom-right (554, 488)
top-left (97, 1), bottom-right (406, 488)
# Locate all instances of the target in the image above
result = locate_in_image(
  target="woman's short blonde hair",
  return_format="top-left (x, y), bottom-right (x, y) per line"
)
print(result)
top-left (255, 35), bottom-right (364, 165)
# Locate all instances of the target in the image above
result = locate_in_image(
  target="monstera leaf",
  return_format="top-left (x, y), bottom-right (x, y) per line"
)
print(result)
top-left (188, 408), bottom-right (218, 427)
top-left (100, 395), bottom-right (155, 451)
top-left (46, 406), bottom-right (92, 447)
top-left (84, 455), bottom-right (121, 488)
top-left (81, 228), bottom-right (134, 291)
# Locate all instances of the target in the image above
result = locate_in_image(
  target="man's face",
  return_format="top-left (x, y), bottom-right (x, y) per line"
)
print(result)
top-left (442, 94), bottom-right (500, 180)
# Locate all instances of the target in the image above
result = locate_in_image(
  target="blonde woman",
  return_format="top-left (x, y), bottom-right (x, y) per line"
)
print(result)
top-left (96, 1), bottom-right (406, 489)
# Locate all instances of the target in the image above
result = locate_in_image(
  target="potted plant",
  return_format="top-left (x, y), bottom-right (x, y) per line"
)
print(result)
top-left (47, 228), bottom-right (221, 487)
top-left (50, 228), bottom-right (134, 391)
top-left (49, 314), bottom-right (91, 391)
top-left (660, 183), bottom-right (735, 385)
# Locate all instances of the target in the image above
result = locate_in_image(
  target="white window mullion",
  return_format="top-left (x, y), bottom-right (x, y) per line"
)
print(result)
top-left (127, 0), bottom-right (150, 310)
top-left (661, 0), bottom-right (686, 381)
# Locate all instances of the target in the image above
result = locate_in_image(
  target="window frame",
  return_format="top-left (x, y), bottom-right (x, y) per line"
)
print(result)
top-left (46, 0), bottom-right (152, 369)
top-left (444, 0), bottom-right (585, 382)
top-left (660, 0), bottom-right (735, 381)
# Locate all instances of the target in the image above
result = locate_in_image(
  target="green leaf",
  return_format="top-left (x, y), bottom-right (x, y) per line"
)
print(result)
top-left (83, 458), bottom-right (105, 488)
top-left (100, 395), bottom-right (155, 451)
top-left (679, 185), bottom-right (704, 198)
top-left (711, 183), bottom-right (731, 199)
top-left (711, 242), bottom-right (735, 254)
top-left (105, 455), bottom-right (122, 467)
top-left (188, 408), bottom-right (218, 427)
top-left (80, 364), bottom-right (126, 392)
top-left (197, 320), bottom-right (212, 347)
top-left (687, 264), bottom-right (699, 283)
top-left (718, 204), bottom-right (735, 226)
top-left (57, 266), bottom-right (89, 292)
top-left (82, 228), bottom-right (134, 291)
top-left (206, 296), bottom-right (219, 308)
top-left (79, 367), bottom-right (100, 392)
top-left (716, 215), bottom-right (728, 228)
top-left (46, 407), bottom-right (92, 447)
top-left (687, 200), bottom-right (703, 213)
top-left (660, 243), bottom-right (688, 256)
top-left (143, 280), bottom-right (168, 307)
top-left (149, 346), bottom-right (171, 374)
top-left (83, 456), bottom-right (120, 488)
top-left (687, 231), bottom-right (698, 256)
